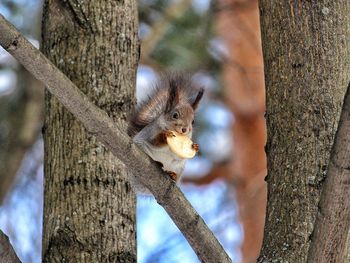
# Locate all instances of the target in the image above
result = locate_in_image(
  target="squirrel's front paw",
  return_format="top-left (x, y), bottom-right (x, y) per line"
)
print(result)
top-left (152, 131), bottom-right (174, 146)
top-left (164, 130), bottom-right (175, 138)
top-left (159, 130), bottom-right (175, 144)
top-left (165, 171), bottom-right (178, 181)
top-left (192, 143), bottom-right (199, 152)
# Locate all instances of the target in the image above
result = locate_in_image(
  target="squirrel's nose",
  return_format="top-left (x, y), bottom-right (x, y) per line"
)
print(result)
top-left (182, 127), bottom-right (187, 133)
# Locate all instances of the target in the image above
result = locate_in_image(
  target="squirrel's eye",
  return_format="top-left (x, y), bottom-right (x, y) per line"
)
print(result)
top-left (192, 120), bottom-right (195, 125)
top-left (172, 112), bottom-right (179, 119)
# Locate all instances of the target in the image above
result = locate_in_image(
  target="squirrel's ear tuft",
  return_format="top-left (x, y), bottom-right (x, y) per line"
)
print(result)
top-left (191, 88), bottom-right (204, 110)
top-left (165, 80), bottom-right (179, 113)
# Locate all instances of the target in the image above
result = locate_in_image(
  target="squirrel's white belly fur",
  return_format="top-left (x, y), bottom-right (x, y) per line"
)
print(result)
top-left (145, 144), bottom-right (186, 176)
top-left (131, 139), bottom-right (185, 194)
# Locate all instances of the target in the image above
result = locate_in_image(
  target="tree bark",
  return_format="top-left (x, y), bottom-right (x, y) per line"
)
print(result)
top-left (307, 85), bottom-right (350, 262)
top-left (41, 1), bottom-right (138, 262)
top-left (343, 232), bottom-right (350, 263)
top-left (0, 230), bottom-right (20, 263)
top-left (259, 1), bottom-right (350, 262)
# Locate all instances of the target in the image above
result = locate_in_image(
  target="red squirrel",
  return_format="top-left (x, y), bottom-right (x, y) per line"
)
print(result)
top-left (128, 73), bottom-right (204, 193)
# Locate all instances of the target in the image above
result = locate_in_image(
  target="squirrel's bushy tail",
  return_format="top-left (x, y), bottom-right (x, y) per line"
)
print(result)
top-left (128, 72), bottom-right (198, 137)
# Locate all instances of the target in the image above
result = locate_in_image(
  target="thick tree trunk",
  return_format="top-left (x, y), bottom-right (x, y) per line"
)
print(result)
top-left (258, 2), bottom-right (350, 262)
top-left (343, 233), bottom-right (350, 263)
top-left (307, 85), bottom-right (350, 262)
top-left (41, 1), bottom-right (138, 262)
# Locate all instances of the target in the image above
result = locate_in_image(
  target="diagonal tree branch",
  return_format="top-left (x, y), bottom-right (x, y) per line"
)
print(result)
top-left (307, 83), bottom-right (350, 263)
top-left (0, 230), bottom-right (21, 263)
top-left (0, 14), bottom-right (231, 263)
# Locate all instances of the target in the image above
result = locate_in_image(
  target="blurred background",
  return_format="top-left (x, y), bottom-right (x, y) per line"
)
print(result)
top-left (0, 0), bottom-right (266, 262)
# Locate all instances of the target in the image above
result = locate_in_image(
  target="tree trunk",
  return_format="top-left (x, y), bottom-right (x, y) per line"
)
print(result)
top-left (41, 1), bottom-right (138, 262)
top-left (343, 232), bottom-right (350, 263)
top-left (305, 80), bottom-right (350, 263)
top-left (216, 1), bottom-right (267, 262)
top-left (258, 2), bottom-right (350, 262)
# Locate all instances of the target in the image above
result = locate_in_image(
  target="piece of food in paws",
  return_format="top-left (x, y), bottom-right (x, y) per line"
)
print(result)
top-left (166, 131), bottom-right (197, 159)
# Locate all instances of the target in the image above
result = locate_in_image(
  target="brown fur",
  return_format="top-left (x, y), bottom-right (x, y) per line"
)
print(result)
top-left (128, 73), bottom-right (204, 137)
top-left (150, 131), bottom-right (170, 146)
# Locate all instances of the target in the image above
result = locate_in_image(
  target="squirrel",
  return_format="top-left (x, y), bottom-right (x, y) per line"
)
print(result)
top-left (128, 73), bottom-right (204, 193)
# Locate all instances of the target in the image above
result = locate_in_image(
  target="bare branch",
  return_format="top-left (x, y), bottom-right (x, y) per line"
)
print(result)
top-left (0, 230), bottom-right (21, 263)
top-left (307, 84), bottom-right (350, 263)
top-left (0, 14), bottom-right (231, 263)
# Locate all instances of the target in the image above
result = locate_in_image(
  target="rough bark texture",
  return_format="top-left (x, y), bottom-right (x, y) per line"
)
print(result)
top-left (343, 233), bottom-right (350, 263)
top-left (41, 1), bottom-right (138, 262)
top-left (259, 2), bottom-right (350, 262)
top-left (307, 85), bottom-right (350, 262)
top-left (0, 13), bottom-right (232, 262)
top-left (0, 230), bottom-right (20, 263)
